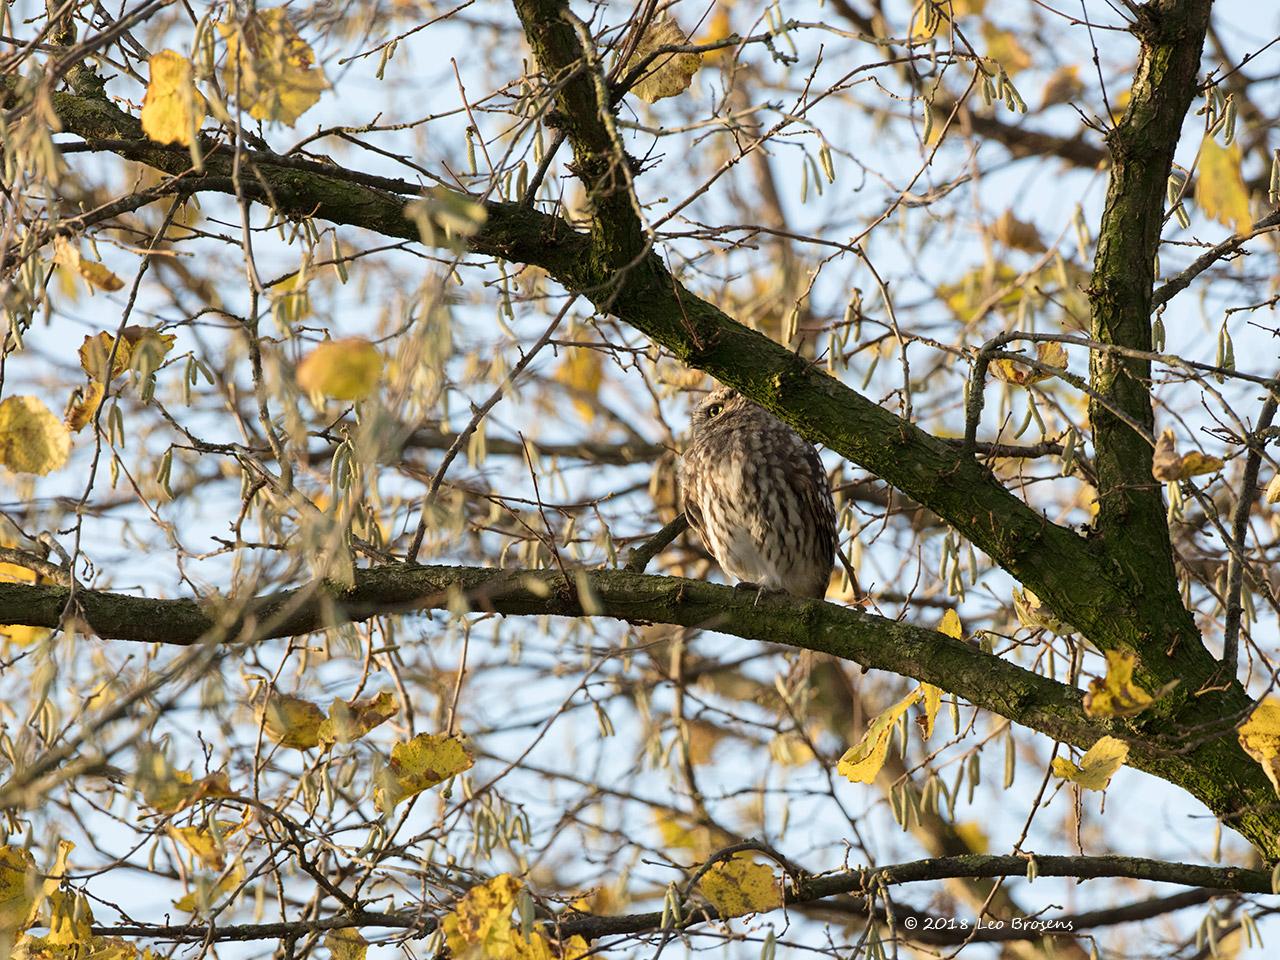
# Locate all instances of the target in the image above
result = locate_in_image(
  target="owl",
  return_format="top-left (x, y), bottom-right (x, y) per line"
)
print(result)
top-left (680, 387), bottom-right (837, 599)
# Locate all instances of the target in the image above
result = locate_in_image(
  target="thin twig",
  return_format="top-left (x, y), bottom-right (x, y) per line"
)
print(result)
top-left (1153, 210), bottom-right (1280, 309)
top-left (1221, 386), bottom-right (1279, 675)
top-left (623, 513), bottom-right (689, 572)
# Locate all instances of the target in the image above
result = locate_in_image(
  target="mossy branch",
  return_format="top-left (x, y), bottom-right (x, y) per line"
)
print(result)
top-left (1, 566), bottom-right (1278, 855)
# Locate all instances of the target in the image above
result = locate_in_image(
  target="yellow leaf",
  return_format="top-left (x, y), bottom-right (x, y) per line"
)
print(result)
top-left (1040, 65), bottom-right (1083, 109)
top-left (260, 692), bottom-right (325, 750)
top-left (325, 928), bottom-right (368, 960)
top-left (44, 890), bottom-right (92, 946)
top-left (1178, 450), bottom-right (1225, 478)
top-left (1266, 473), bottom-right (1280, 505)
top-left (373, 732), bottom-right (473, 813)
top-left (697, 8), bottom-right (734, 64)
top-left (919, 682), bottom-right (942, 739)
top-left (173, 861), bottom-right (244, 914)
top-left (6, 840), bottom-right (75, 955)
top-left (1239, 697), bottom-right (1280, 796)
top-left (1051, 735), bottom-right (1128, 791)
top-left (15, 932), bottom-right (141, 959)
top-left (318, 691), bottom-right (398, 746)
top-left (623, 16), bottom-right (702, 103)
top-left (919, 614), bottom-right (954, 739)
top-left (0, 561), bottom-right (35, 586)
top-left (982, 24), bottom-right (1031, 75)
top-left (654, 813), bottom-right (714, 859)
top-left (990, 341), bottom-right (1067, 387)
top-left (768, 731), bottom-right (815, 766)
top-left (78, 327), bottom-right (175, 383)
top-left (52, 238), bottom-right (125, 293)
top-left (1196, 136), bottom-right (1252, 234)
top-left (442, 873), bottom-right (521, 959)
top-left (1083, 649), bottom-right (1176, 719)
top-left (167, 825), bottom-right (226, 871)
top-left (78, 332), bottom-right (132, 382)
top-left (937, 263), bottom-right (1022, 322)
top-left (697, 855), bottom-right (783, 916)
top-left (296, 338), bottom-right (383, 401)
top-left (1012, 586), bottom-right (1074, 635)
top-left (0, 396), bottom-right (71, 476)
top-left (908, 1), bottom-right (946, 40)
top-left (1152, 428), bottom-right (1223, 481)
top-left (441, 875), bottom-right (586, 960)
top-left (270, 269), bottom-right (311, 323)
top-left (991, 209), bottom-right (1045, 252)
top-left (125, 327), bottom-right (177, 379)
top-left (953, 820), bottom-right (989, 854)
top-left (140, 50), bottom-right (207, 146)
top-left (554, 347), bottom-right (603, 423)
top-left (837, 688), bottom-right (921, 784)
top-left (64, 382), bottom-right (105, 433)
top-left (938, 609), bottom-right (962, 639)
top-left (137, 756), bottom-right (233, 813)
top-left (217, 10), bottom-right (329, 125)
top-left (0, 625), bottom-right (49, 649)
top-left (0, 846), bottom-right (38, 942)
top-left (16, 885), bottom-right (139, 960)
top-left (0, 561), bottom-right (48, 648)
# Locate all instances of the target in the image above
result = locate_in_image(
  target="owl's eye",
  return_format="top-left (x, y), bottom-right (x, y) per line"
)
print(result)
top-left (705, 403), bottom-right (724, 418)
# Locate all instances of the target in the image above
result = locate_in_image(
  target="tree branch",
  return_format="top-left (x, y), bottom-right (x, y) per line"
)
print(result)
top-left (1152, 209), bottom-right (1280, 309)
top-left (1085, 0), bottom-right (1213, 617)
top-left (87, 853), bottom-right (1268, 945)
top-left (0, 564), bottom-right (1274, 851)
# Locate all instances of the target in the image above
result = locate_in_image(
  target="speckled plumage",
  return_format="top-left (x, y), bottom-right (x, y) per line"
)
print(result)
top-left (680, 388), bottom-right (837, 598)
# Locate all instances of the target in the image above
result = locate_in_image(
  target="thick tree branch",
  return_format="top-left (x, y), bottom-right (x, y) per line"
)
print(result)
top-left (90, 855), bottom-right (1259, 947)
top-left (1086, 0), bottom-right (1213, 617)
top-left (88, 853), bottom-right (1262, 946)
top-left (0, 565), bottom-right (1276, 853)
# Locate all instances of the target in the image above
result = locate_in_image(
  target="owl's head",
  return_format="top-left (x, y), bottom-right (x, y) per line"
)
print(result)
top-left (689, 387), bottom-right (751, 434)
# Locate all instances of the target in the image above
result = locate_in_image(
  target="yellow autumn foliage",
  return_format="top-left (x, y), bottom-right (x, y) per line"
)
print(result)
top-left (0, 396), bottom-right (71, 476)
top-left (1152, 428), bottom-right (1223, 481)
top-left (442, 874), bottom-right (589, 960)
top-left (52, 238), bottom-right (124, 293)
top-left (622, 16), bottom-right (701, 103)
top-left (697, 855), bottom-right (783, 916)
top-left (991, 341), bottom-right (1068, 387)
top-left (555, 346), bottom-right (604, 423)
top-left (1238, 697), bottom-right (1280, 797)
top-left (1083, 649), bottom-right (1176, 719)
top-left (218, 9), bottom-right (329, 125)
top-left (837, 688), bottom-right (921, 783)
top-left (373, 732), bottom-right (474, 812)
top-left (324, 928), bottom-right (368, 960)
top-left (1196, 136), bottom-right (1252, 234)
top-left (140, 50), bottom-right (206, 146)
top-left (260, 691), bottom-right (326, 749)
top-left (1051, 736), bottom-right (1128, 791)
top-left (296, 338), bottom-right (383, 401)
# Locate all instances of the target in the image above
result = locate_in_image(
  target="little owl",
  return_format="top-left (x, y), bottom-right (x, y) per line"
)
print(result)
top-left (680, 387), bottom-right (837, 599)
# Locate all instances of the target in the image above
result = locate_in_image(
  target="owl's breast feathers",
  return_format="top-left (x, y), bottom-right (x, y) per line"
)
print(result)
top-left (680, 404), bottom-right (837, 598)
